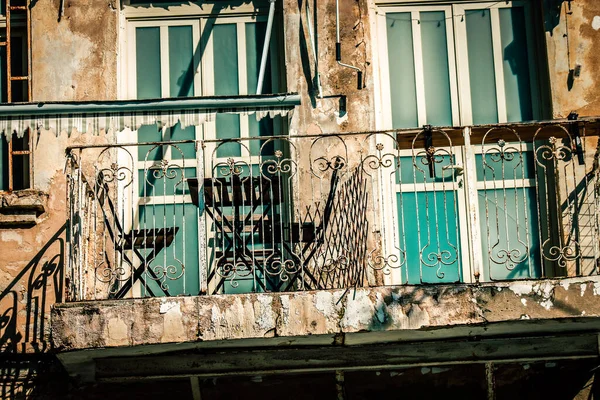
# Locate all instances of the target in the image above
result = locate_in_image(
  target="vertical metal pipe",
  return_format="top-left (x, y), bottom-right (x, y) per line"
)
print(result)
top-left (335, 0), bottom-right (362, 89)
top-left (335, 0), bottom-right (340, 44)
top-left (256, 0), bottom-right (276, 95)
top-left (463, 126), bottom-right (482, 282)
top-left (305, 1), bottom-right (322, 98)
top-left (197, 140), bottom-right (208, 295)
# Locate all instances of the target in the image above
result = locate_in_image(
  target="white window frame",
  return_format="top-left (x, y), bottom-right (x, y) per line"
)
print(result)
top-left (452, 1), bottom-right (540, 125)
top-left (373, 1), bottom-right (544, 284)
top-left (374, 0), bottom-right (541, 129)
top-left (118, 4), bottom-right (284, 295)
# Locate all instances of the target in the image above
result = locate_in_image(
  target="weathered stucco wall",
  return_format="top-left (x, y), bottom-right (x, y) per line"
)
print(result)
top-left (52, 276), bottom-right (600, 351)
top-left (545, 0), bottom-right (600, 117)
top-left (31, 0), bottom-right (118, 102)
top-left (4, 0), bottom-right (600, 358)
top-left (284, 0), bottom-right (374, 136)
top-left (1, 0), bottom-right (119, 356)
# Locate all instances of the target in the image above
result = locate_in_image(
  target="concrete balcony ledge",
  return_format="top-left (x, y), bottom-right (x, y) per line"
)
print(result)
top-left (52, 276), bottom-right (600, 353)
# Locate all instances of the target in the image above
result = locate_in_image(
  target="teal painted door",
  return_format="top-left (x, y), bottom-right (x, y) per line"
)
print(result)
top-left (395, 143), bottom-right (465, 284)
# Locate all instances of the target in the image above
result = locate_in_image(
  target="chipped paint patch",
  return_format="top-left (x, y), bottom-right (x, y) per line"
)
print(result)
top-left (581, 283), bottom-right (587, 297)
top-left (314, 291), bottom-right (336, 316)
top-left (280, 295), bottom-right (290, 325)
top-left (1, 231), bottom-right (23, 245)
top-left (106, 318), bottom-right (128, 344)
top-left (159, 301), bottom-right (180, 314)
top-left (509, 282), bottom-right (533, 296)
top-left (593, 16), bottom-right (600, 30)
top-left (533, 282), bottom-right (554, 310)
top-left (521, 298), bottom-right (527, 306)
top-left (342, 290), bottom-right (374, 329)
top-left (335, 111), bottom-right (348, 125)
top-left (593, 281), bottom-right (600, 296)
top-left (255, 294), bottom-right (275, 331)
top-left (539, 299), bottom-right (553, 310)
top-left (375, 293), bottom-right (386, 323)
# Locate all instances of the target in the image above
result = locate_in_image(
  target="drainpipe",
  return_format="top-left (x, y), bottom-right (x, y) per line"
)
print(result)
top-left (336, 0), bottom-right (363, 90)
top-left (256, 0), bottom-right (276, 95)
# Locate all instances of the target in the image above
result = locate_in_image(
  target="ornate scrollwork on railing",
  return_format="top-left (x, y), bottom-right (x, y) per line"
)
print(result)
top-left (533, 125), bottom-right (583, 275)
top-left (541, 241), bottom-right (579, 268)
top-left (263, 149), bottom-right (294, 175)
top-left (95, 263), bottom-right (131, 289)
top-left (98, 162), bottom-right (134, 188)
top-left (309, 135), bottom-right (348, 179)
top-left (264, 256), bottom-right (302, 281)
top-left (410, 128), bottom-right (461, 282)
top-left (148, 263), bottom-right (185, 291)
top-left (215, 260), bottom-right (254, 289)
top-left (360, 134), bottom-right (406, 278)
top-left (481, 128), bottom-right (532, 277)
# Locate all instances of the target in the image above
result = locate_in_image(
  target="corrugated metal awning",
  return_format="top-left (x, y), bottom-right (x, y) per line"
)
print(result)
top-left (0, 93), bottom-right (300, 140)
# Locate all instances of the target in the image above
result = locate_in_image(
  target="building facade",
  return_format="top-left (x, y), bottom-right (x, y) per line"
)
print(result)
top-left (1, 0), bottom-right (600, 398)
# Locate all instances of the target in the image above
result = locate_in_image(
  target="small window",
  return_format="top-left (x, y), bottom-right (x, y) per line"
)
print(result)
top-left (0, 17), bottom-right (32, 191)
top-left (377, 1), bottom-right (543, 128)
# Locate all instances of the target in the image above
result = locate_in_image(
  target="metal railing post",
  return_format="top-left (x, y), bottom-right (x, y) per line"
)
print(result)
top-left (197, 140), bottom-right (208, 295)
top-left (463, 126), bottom-right (483, 282)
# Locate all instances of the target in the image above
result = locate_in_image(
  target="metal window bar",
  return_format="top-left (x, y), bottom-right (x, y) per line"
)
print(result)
top-left (3, 0), bottom-right (32, 191)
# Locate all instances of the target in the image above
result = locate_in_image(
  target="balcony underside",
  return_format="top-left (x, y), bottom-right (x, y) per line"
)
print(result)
top-left (52, 276), bottom-right (600, 383)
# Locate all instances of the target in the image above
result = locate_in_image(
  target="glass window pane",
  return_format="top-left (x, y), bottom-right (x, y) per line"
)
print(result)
top-left (12, 154), bottom-right (29, 190)
top-left (213, 24), bottom-right (239, 96)
top-left (136, 27), bottom-right (161, 99)
top-left (478, 187), bottom-right (540, 279)
top-left (170, 123), bottom-right (196, 160)
top-left (421, 11), bottom-right (452, 126)
top-left (248, 116), bottom-right (274, 156)
top-left (169, 25), bottom-right (195, 97)
top-left (386, 13), bottom-right (418, 129)
top-left (466, 9), bottom-right (498, 125)
top-left (475, 148), bottom-right (535, 181)
top-left (0, 46), bottom-right (6, 102)
top-left (500, 7), bottom-right (533, 122)
top-left (216, 114), bottom-right (241, 157)
top-left (137, 125), bottom-right (163, 162)
top-left (399, 154), bottom-right (456, 184)
top-left (138, 203), bottom-right (199, 296)
top-left (0, 138), bottom-right (7, 190)
top-left (246, 22), bottom-right (273, 95)
top-left (398, 191), bottom-right (462, 284)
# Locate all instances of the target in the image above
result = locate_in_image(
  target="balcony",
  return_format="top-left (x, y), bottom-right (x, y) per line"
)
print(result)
top-left (50, 117), bottom-right (600, 382)
top-left (63, 119), bottom-right (600, 301)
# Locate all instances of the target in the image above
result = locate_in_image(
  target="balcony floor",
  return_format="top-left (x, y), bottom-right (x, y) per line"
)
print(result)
top-left (52, 276), bottom-right (600, 383)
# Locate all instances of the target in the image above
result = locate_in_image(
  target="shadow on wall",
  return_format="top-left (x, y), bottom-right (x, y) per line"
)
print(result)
top-left (0, 223), bottom-right (68, 398)
top-left (543, 0), bottom-right (567, 34)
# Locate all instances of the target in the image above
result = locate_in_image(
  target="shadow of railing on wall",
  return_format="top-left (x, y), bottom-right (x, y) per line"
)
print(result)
top-left (0, 223), bottom-right (67, 399)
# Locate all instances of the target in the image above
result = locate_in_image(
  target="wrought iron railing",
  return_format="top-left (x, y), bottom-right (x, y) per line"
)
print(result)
top-left (65, 120), bottom-right (600, 300)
